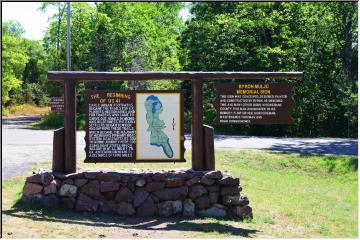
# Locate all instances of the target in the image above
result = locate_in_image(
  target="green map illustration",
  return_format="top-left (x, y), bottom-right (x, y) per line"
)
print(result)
top-left (144, 95), bottom-right (174, 158)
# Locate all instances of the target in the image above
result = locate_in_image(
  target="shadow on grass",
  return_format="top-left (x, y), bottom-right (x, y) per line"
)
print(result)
top-left (2, 200), bottom-right (259, 238)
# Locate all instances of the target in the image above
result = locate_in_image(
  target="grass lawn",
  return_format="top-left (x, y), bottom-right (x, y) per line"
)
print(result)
top-left (2, 150), bottom-right (358, 238)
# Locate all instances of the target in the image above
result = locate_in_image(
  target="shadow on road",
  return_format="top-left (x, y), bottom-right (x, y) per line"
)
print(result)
top-left (267, 140), bottom-right (358, 156)
top-left (2, 116), bottom-right (41, 128)
top-left (3, 201), bottom-right (259, 238)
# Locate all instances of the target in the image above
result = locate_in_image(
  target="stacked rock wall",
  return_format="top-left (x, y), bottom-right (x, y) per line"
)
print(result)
top-left (22, 170), bottom-right (252, 218)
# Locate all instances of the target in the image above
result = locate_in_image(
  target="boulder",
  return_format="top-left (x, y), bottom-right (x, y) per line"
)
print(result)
top-left (96, 172), bottom-right (122, 182)
top-left (153, 186), bottom-right (188, 201)
top-left (62, 179), bottom-right (74, 185)
top-left (206, 185), bottom-right (220, 193)
top-left (198, 204), bottom-right (227, 217)
top-left (209, 192), bottom-right (219, 204)
top-left (183, 199), bottom-right (195, 217)
top-left (222, 193), bottom-right (249, 206)
top-left (231, 205), bottom-right (253, 218)
top-left (23, 183), bottom-right (43, 196)
top-left (133, 188), bottom-right (149, 207)
top-left (116, 202), bottom-right (135, 216)
top-left (74, 179), bottom-right (88, 188)
top-left (185, 176), bottom-right (200, 186)
top-left (220, 186), bottom-right (241, 196)
top-left (43, 180), bottom-right (57, 195)
top-left (152, 173), bottom-right (165, 182)
top-left (158, 200), bottom-right (183, 217)
top-left (145, 181), bottom-right (165, 192)
top-left (26, 173), bottom-right (42, 184)
top-left (41, 194), bottom-right (59, 206)
top-left (100, 182), bottom-right (120, 192)
top-left (99, 201), bottom-right (117, 213)
top-left (136, 178), bottom-right (146, 187)
top-left (83, 170), bottom-right (101, 179)
top-left (204, 170), bottom-right (223, 180)
top-left (219, 176), bottom-right (239, 186)
top-left (101, 191), bottom-right (117, 201)
top-left (60, 197), bottom-right (76, 209)
top-left (115, 187), bottom-right (133, 203)
top-left (128, 181), bottom-right (136, 192)
top-left (80, 180), bottom-right (100, 199)
top-left (76, 193), bottom-right (99, 212)
top-left (195, 196), bottom-right (210, 210)
top-left (58, 184), bottom-right (77, 197)
top-left (136, 196), bottom-right (157, 217)
top-left (41, 172), bottom-right (54, 186)
top-left (120, 175), bottom-right (130, 183)
top-left (165, 178), bottom-right (184, 188)
top-left (200, 176), bottom-right (215, 186)
top-left (189, 184), bottom-right (207, 199)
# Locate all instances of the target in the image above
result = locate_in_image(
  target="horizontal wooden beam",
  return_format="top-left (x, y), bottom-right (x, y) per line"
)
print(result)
top-left (48, 71), bottom-right (303, 81)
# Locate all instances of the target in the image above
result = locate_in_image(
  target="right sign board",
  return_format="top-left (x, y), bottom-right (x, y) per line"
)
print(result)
top-left (214, 83), bottom-right (294, 124)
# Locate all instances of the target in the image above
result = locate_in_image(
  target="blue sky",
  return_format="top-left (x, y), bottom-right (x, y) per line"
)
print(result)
top-left (2, 2), bottom-right (190, 40)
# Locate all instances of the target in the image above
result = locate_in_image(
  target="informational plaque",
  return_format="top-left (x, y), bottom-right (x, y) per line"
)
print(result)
top-left (51, 97), bottom-right (64, 112)
top-left (85, 90), bottom-right (184, 163)
top-left (214, 83), bottom-right (294, 124)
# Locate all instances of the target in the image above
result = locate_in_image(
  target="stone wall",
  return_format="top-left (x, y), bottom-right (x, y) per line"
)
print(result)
top-left (22, 169), bottom-right (252, 218)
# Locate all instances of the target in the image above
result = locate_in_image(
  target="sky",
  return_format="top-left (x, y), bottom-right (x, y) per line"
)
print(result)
top-left (2, 2), bottom-right (57, 40)
top-left (2, 2), bottom-right (191, 40)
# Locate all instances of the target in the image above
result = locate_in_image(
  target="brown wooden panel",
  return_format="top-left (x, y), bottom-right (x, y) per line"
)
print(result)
top-left (52, 127), bottom-right (64, 172)
top-left (191, 79), bottom-right (204, 170)
top-left (48, 71), bottom-right (304, 81)
top-left (203, 125), bottom-right (215, 171)
top-left (64, 80), bottom-right (77, 173)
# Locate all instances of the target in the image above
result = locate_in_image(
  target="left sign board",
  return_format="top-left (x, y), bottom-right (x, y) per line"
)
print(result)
top-left (85, 90), bottom-right (185, 163)
top-left (51, 97), bottom-right (64, 112)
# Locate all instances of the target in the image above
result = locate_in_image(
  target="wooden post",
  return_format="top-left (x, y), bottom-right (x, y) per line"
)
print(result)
top-left (64, 80), bottom-right (77, 173)
top-left (52, 127), bottom-right (65, 172)
top-left (191, 78), bottom-right (204, 170)
top-left (203, 125), bottom-right (215, 170)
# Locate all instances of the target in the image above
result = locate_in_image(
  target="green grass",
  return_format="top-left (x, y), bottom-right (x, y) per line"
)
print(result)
top-left (30, 112), bottom-right (85, 130)
top-left (2, 150), bottom-right (358, 238)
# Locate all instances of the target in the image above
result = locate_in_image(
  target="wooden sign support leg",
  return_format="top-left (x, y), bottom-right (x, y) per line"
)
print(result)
top-left (64, 80), bottom-right (77, 173)
top-left (203, 125), bottom-right (215, 170)
top-left (191, 78), bottom-right (204, 170)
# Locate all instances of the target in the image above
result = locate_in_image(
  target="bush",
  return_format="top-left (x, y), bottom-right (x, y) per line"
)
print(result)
top-left (32, 112), bottom-right (85, 130)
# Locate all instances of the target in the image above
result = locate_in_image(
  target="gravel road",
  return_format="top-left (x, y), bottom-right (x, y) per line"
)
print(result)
top-left (2, 116), bottom-right (358, 180)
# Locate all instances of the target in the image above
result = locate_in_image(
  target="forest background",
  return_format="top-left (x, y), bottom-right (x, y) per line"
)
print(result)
top-left (2, 2), bottom-right (358, 137)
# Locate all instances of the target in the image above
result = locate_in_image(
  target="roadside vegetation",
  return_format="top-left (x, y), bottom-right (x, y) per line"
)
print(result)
top-left (2, 149), bottom-right (357, 238)
top-left (3, 104), bottom-right (50, 117)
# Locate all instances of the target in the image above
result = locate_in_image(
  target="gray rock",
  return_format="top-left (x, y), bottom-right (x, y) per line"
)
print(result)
top-left (84, 170), bottom-right (101, 179)
top-left (41, 194), bottom-right (59, 205)
top-left (165, 178), bottom-right (184, 188)
top-left (80, 180), bottom-right (100, 199)
top-left (231, 205), bottom-right (253, 218)
top-left (115, 187), bottom-right (133, 203)
top-left (101, 191), bottom-right (117, 201)
top-left (185, 176), bottom-right (200, 186)
top-left (96, 172), bottom-right (122, 182)
top-left (58, 184), bottom-right (77, 197)
top-left (26, 174), bottom-right (42, 184)
top-left (136, 178), bottom-right (146, 187)
top-left (62, 179), bottom-right (74, 185)
top-left (74, 178), bottom-right (88, 187)
top-left (195, 196), bottom-right (210, 210)
top-left (220, 186), bottom-right (241, 195)
top-left (133, 188), bottom-right (149, 207)
top-left (222, 193), bottom-right (249, 206)
top-left (209, 192), bottom-right (219, 204)
top-left (99, 201), bottom-right (117, 213)
top-left (219, 176), bottom-right (240, 186)
top-left (206, 185), bottom-right (220, 193)
top-left (198, 204), bottom-right (227, 217)
top-left (100, 181), bottom-right (120, 192)
top-left (204, 170), bottom-right (223, 180)
top-left (23, 182), bottom-right (43, 196)
top-left (200, 176), bottom-right (215, 186)
top-left (145, 181), bottom-right (165, 192)
top-left (116, 202), bottom-right (135, 216)
top-left (60, 197), bottom-right (76, 209)
top-left (183, 199), bottom-right (195, 217)
top-left (43, 180), bottom-right (57, 195)
top-left (153, 186), bottom-right (188, 201)
top-left (158, 200), bottom-right (183, 217)
top-left (189, 184), bottom-right (207, 199)
top-left (41, 172), bottom-right (54, 186)
top-left (136, 196), bottom-right (157, 217)
top-left (152, 173), bottom-right (165, 181)
top-left (76, 193), bottom-right (99, 212)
